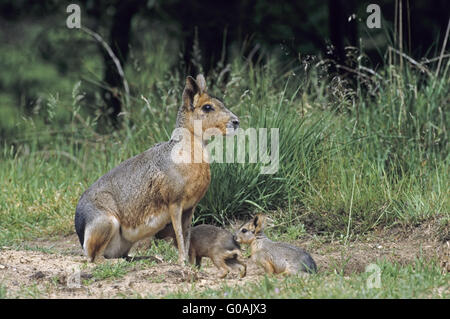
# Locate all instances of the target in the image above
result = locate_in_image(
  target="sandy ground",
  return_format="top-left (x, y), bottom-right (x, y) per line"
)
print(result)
top-left (0, 222), bottom-right (448, 298)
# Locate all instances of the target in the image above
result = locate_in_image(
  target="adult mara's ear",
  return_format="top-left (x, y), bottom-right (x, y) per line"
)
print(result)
top-left (196, 74), bottom-right (206, 93)
top-left (182, 76), bottom-right (200, 111)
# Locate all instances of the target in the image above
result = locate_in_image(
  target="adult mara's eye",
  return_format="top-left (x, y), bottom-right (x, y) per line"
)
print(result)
top-left (241, 228), bottom-right (248, 233)
top-left (202, 104), bottom-right (214, 112)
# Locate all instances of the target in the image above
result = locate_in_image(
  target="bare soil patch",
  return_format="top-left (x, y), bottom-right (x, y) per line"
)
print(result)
top-left (0, 225), bottom-right (448, 298)
top-left (0, 234), bottom-right (264, 298)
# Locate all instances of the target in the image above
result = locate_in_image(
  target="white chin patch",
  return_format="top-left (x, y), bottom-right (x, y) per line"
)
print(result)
top-left (225, 127), bottom-right (238, 136)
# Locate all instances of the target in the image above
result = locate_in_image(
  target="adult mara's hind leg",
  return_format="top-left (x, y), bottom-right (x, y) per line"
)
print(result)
top-left (83, 213), bottom-right (120, 262)
top-left (156, 204), bottom-right (192, 264)
top-left (104, 230), bottom-right (134, 260)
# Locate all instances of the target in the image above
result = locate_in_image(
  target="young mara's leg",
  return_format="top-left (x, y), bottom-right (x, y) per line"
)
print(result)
top-left (235, 252), bottom-right (247, 278)
top-left (188, 246), bottom-right (197, 265)
top-left (280, 266), bottom-right (310, 277)
top-left (212, 255), bottom-right (232, 279)
top-left (224, 250), bottom-right (247, 278)
top-left (259, 259), bottom-right (275, 275)
top-left (195, 256), bottom-right (202, 267)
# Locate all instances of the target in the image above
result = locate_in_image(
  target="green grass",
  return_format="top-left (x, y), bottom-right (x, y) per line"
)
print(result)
top-left (4, 284), bottom-right (44, 299)
top-left (0, 29), bottom-right (447, 299)
top-left (0, 284), bottom-right (7, 298)
top-left (165, 258), bottom-right (449, 299)
top-left (1, 255), bottom-right (447, 298)
top-left (92, 260), bottom-right (132, 280)
top-left (0, 39), bottom-right (448, 263)
top-left (142, 239), bottom-right (179, 264)
top-left (89, 240), bottom-right (179, 282)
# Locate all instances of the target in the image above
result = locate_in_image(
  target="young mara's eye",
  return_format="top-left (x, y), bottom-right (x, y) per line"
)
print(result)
top-left (241, 228), bottom-right (248, 233)
top-left (202, 104), bottom-right (214, 112)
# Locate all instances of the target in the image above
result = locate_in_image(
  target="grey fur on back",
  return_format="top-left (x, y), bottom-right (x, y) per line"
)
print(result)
top-left (75, 140), bottom-right (178, 246)
top-left (257, 237), bottom-right (317, 273)
top-left (190, 224), bottom-right (240, 254)
top-left (189, 224), bottom-right (246, 278)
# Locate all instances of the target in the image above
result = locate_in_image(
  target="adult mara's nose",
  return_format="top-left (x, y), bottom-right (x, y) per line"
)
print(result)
top-left (231, 116), bottom-right (240, 129)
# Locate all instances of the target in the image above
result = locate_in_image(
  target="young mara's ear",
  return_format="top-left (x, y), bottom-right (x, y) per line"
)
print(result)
top-left (196, 74), bottom-right (207, 93)
top-left (254, 214), bottom-right (266, 234)
top-left (182, 76), bottom-right (200, 110)
top-left (253, 215), bottom-right (259, 228)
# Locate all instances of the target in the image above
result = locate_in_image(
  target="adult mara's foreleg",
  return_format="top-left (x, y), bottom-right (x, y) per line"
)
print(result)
top-left (154, 206), bottom-right (196, 252)
top-left (182, 206), bottom-right (195, 255)
top-left (168, 203), bottom-right (187, 265)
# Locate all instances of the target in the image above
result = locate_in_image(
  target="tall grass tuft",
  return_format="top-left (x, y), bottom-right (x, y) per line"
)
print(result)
top-left (0, 41), bottom-right (448, 245)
